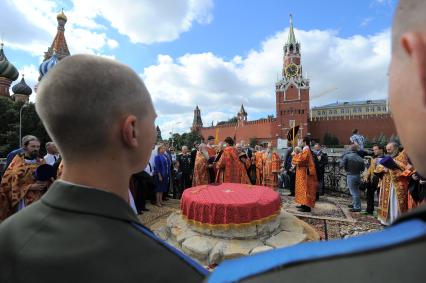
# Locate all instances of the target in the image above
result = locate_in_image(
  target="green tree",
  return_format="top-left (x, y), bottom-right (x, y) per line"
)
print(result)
top-left (168, 131), bottom-right (204, 151)
top-left (0, 97), bottom-right (19, 156)
top-left (323, 132), bottom-right (340, 146)
top-left (156, 126), bottom-right (162, 142)
top-left (217, 116), bottom-right (238, 126)
top-left (389, 134), bottom-right (400, 146)
top-left (373, 133), bottom-right (387, 147)
top-left (168, 133), bottom-right (183, 149)
top-left (249, 137), bottom-right (258, 148)
top-left (0, 98), bottom-right (51, 157)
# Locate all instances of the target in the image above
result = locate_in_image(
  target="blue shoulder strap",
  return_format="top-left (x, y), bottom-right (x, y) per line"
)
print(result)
top-left (208, 219), bottom-right (426, 283)
top-left (131, 222), bottom-right (208, 276)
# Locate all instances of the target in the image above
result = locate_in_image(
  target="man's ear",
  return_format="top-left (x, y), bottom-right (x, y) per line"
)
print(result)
top-left (401, 32), bottom-right (426, 106)
top-left (122, 115), bottom-right (138, 148)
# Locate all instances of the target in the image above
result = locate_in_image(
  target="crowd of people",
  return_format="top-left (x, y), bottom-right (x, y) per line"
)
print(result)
top-left (0, 131), bottom-right (324, 218)
top-left (1, 128), bottom-right (426, 224)
top-left (340, 129), bottom-right (426, 225)
top-left (128, 135), bottom-right (325, 214)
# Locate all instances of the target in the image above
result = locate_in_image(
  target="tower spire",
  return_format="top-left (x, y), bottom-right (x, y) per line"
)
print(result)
top-left (287, 14), bottom-right (296, 45)
top-left (43, 9), bottom-right (70, 61)
top-left (191, 105), bottom-right (203, 132)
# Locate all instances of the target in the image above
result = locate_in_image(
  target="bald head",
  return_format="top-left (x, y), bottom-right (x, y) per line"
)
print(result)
top-left (392, 0), bottom-right (426, 56)
top-left (389, 0), bottom-right (426, 176)
top-left (36, 54), bottom-right (154, 160)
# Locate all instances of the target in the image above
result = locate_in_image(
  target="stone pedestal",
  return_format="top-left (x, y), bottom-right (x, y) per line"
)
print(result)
top-left (155, 208), bottom-right (319, 266)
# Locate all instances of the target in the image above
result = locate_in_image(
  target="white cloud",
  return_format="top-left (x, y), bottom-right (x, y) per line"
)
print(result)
top-left (374, 0), bottom-right (391, 5)
top-left (107, 39), bottom-right (119, 49)
top-left (360, 17), bottom-right (373, 27)
top-left (70, 0), bottom-right (214, 44)
top-left (2, 0), bottom-right (211, 59)
top-left (1, 0), bottom-right (119, 57)
top-left (144, 28), bottom-right (391, 138)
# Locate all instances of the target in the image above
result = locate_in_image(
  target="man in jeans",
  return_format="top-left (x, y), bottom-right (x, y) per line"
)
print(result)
top-left (340, 144), bottom-right (365, 212)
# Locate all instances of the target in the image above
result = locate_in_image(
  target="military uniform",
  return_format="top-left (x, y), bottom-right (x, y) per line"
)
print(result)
top-left (207, 205), bottom-right (426, 283)
top-left (0, 180), bottom-right (206, 283)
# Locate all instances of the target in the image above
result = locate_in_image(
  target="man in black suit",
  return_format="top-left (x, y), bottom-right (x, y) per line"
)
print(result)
top-left (177, 145), bottom-right (193, 194)
top-left (0, 55), bottom-right (206, 282)
top-left (313, 143), bottom-right (328, 196)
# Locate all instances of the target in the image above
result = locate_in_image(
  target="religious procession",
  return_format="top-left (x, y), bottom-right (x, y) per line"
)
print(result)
top-left (3, 129), bottom-right (425, 226)
top-left (1, 0), bottom-right (426, 282)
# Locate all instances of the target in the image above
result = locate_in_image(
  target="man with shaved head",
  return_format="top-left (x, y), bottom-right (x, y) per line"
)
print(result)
top-left (208, 1), bottom-right (426, 281)
top-left (0, 55), bottom-right (206, 282)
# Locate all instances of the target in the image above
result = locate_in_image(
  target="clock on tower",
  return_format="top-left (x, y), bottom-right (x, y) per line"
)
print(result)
top-left (285, 63), bottom-right (299, 78)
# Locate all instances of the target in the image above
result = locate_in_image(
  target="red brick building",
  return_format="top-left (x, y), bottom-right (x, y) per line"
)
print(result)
top-left (194, 15), bottom-right (396, 147)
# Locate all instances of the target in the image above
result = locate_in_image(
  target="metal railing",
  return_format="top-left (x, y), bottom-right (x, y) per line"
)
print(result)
top-left (323, 153), bottom-right (370, 194)
top-left (324, 155), bottom-right (349, 194)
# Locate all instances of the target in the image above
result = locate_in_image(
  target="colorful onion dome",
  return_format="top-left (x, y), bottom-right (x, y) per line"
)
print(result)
top-left (57, 9), bottom-right (67, 22)
top-left (39, 51), bottom-right (58, 79)
top-left (0, 43), bottom-right (19, 81)
top-left (12, 75), bottom-right (32, 96)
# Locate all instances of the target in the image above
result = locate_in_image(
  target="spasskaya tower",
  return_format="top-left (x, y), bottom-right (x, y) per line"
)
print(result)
top-left (274, 14), bottom-right (310, 140)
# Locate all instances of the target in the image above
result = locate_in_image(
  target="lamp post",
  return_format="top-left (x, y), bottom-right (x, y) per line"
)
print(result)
top-left (19, 103), bottom-right (29, 147)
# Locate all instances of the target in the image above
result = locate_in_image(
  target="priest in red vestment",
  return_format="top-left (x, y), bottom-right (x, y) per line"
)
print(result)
top-left (292, 137), bottom-right (318, 212)
top-left (215, 137), bottom-right (251, 184)
top-left (192, 144), bottom-right (210, 186)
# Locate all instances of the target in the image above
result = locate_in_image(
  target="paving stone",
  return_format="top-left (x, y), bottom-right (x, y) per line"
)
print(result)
top-left (211, 225), bottom-right (257, 239)
top-left (153, 227), bottom-right (169, 241)
top-left (222, 239), bottom-right (263, 259)
top-left (268, 217), bottom-right (281, 233)
top-left (170, 227), bottom-right (183, 242)
top-left (208, 242), bottom-right (225, 265)
top-left (166, 212), bottom-right (186, 229)
top-left (181, 236), bottom-right (218, 261)
top-left (279, 214), bottom-right (304, 234)
top-left (266, 231), bottom-right (306, 248)
top-left (176, 229), bottom-right (199, 244)
top-left (190, 224), bottom-right (213, 236)
top-left (250, 245), bottom-right (274, 255)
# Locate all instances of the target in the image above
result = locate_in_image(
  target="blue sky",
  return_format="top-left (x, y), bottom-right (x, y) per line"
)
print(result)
top-left (1, 0), bottom-right (396, 137)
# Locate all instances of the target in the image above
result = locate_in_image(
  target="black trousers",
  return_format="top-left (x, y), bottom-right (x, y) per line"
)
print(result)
top-left (181, 172), bottom-right (192, 192)
top-left (131, 172), bottom-right (155, 212)
top-left (287, 171), bottom-right (296, 195)
top-left (366, 178), bottom-right (379, 213)
top-left (317, 172), bottom-right (325, 195)
top-left (208, 167), bottom-right (215, 183)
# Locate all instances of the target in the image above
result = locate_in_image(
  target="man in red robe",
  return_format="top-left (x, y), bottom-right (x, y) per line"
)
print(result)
top-left (0, 136), bottom-right (47, 220)
top-left (216, 137), bottom-right (251, 184)
top-left (262, 143), bottom-right (281, 190)
top-left (253, 145), bottom-right (264, 185)
top-left (375, 144), bottom-right (410, 225)
top-left (192, 144), bottom-right (210, 186)
top-left (292, 137), bottom-right (318, 212)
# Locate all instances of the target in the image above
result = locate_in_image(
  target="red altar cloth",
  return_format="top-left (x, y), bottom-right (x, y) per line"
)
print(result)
top-left (180, 183), bottom-right (281, 228)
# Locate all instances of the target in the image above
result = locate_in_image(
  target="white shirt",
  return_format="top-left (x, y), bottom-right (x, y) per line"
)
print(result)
top-left (44, 153), bottom-right (59, 166)
top-left (144, 148), bottom-right (157, 176)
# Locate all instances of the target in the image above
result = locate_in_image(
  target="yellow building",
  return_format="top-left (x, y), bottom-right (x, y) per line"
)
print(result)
top-left (310, 99), bottom-right (389, 120)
